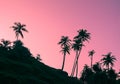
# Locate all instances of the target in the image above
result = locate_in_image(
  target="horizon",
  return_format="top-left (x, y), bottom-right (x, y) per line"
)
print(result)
top-left (0, 0), bottom-right (120, 75)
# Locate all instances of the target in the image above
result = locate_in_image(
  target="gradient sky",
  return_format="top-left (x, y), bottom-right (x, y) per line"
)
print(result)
top-left (0, 0), bottom-right (120, 75)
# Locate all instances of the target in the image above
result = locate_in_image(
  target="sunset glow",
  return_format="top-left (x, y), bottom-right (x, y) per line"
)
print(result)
top-left (0, 0), bottom-right (120, 75)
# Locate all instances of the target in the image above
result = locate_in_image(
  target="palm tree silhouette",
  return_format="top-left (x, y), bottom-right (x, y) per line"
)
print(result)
top-left (60, 45), bottom-right (70, 70)
top-left (58, 36), bottom-right (71, 70)
top-left (74, 29), bottom-right (91, 42)
top-left (101, 52), bottom-right (116, 71)
top-left (11, 22), bottom-right (28, 40)
top-left (88, 50), bottom-right (95, 68)
top-left (71, 39), bottom-right (83, 77)
top-left (0, 39), bottom-right (11, 57)
top-left (58, 36), bottom-right (71, 47)
top-left (71, 29), bottom-right (90, 77)
top-left (0, 39), bottom-right (11, 50)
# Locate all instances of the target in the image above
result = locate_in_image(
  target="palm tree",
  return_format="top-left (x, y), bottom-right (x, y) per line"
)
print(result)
top-left (101, 52), bottom-right (116, 70)
top-left (60, 45), bottom-right (70, 70)
top-left (11, 22), bottom-right (28, 40)
top-left (71, 40), bottom-right (83, 77)
top-left (58, 36), bottom-right (71, 47)
top-left (71, 29), bottom-right (91, 77)
top-left (88, 50), bottom-right (95, 68)
top-left (58, 36), bottom-right (71, 70)
top-left (0, 39), bottom-right (11, 57)
top-left (74, 29), bottom-right (91, 42)
top-left (0, 39), bottom-right (11, 50)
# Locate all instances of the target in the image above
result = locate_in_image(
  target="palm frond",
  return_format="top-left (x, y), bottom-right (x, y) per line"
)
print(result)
top-left (19, 31), bottom-right (24, 38)
top-left (22, 28), bottom-right (28, 32)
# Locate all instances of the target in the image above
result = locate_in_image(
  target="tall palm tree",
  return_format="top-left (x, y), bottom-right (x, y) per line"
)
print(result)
top-left (11, 22), bottom-right (28, 40)
top-left (71, 29), bottom-right (90, 77)
top-left (58, 36), bottom-right (71, 70)
top-left (88, 50), bottom-right (95, 68)
top-left (101, 52), bottom-right (116, 70)
top-left (60, 45), bottom-right (70, 70)
top-left (71, 40), bottom-right (83, 77)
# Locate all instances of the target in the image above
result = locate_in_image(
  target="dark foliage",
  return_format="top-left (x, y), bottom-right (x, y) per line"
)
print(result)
top-left (79, 63), bottom-right (119, 84)
top-left (0, 39), bottom-right (81, 84)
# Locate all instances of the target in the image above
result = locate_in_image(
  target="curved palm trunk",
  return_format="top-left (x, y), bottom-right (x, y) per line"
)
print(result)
top-left (75, 49), bottom-right (81, 77)
top-left (71, 48), bottom-right (82, 77)
top-left (71, 51), bottom-right (78, 76)
top-left (61, 53), bottom-right (66, 71)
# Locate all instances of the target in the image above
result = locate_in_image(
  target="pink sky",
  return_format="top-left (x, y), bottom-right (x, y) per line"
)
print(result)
top-left (0, 0), bottom-right (120, 75)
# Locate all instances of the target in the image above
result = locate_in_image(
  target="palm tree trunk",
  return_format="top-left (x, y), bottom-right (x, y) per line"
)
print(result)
top-left (75, 49), bottom-right (81, 77)
top-left (61, 53), bottom-right (66, 71)
top-left (71, 48), bottom-right (82, 77)
top-left (91, 56), bottom-right (93, 68)
top-left (71, 50), bottom-right (78, 76)
top-left (108, 64), bottom-right (109, 71)
top-left (75, 62), bottom-right (78, 77)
